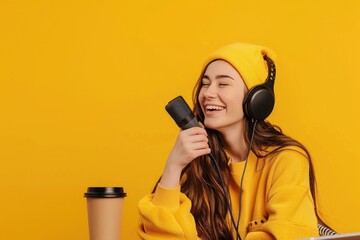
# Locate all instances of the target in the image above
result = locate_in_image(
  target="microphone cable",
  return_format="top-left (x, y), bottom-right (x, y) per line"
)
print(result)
top-left (209, 120), bottom-right (257, 240)
top-left (207, 152), bottom-right (242, 240)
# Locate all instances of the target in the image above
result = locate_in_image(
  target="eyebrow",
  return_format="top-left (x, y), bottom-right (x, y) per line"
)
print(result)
top-left (202, 74), bottom-right (234, 80)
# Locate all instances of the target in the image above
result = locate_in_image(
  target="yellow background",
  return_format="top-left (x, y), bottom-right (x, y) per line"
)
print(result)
top-left (1, 1), bottom-right (359, 239)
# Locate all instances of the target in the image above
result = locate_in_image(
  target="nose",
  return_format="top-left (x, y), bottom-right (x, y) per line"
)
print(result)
top-left (203, 83), bottom-right (218, 98)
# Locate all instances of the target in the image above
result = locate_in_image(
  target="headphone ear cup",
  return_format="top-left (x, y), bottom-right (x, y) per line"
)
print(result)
top-left (243, 85), bottom-right (275, 121)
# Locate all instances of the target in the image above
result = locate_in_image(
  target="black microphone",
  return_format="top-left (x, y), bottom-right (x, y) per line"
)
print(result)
top-left (165, 96), bottom-right (200, 130)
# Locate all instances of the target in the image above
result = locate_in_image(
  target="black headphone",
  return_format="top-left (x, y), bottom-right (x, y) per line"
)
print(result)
top-left (243, 55), bottom-right (276, 121)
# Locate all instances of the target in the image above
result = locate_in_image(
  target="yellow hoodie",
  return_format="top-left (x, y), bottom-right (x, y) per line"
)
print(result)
top-left (138, 148), bottom-right (319, 239)
top-left (138, 43), bottom-right (319, 239)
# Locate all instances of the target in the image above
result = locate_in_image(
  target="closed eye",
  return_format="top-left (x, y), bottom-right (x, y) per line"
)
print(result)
top-left (201, 76), bottom-right (211, 87)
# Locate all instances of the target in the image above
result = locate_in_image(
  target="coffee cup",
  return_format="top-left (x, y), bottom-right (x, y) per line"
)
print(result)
top-left (84, 187), bottom-right (126, 240)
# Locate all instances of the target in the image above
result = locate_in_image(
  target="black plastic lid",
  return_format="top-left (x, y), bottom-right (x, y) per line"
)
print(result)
top-left (84, 187), bottom-right (127, 198)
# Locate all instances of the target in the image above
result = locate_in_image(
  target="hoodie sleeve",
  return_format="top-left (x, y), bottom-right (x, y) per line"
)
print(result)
top-left (138, 184), bottom-right (200, 240)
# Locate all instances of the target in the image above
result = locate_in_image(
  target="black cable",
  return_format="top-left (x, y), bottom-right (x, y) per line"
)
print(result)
top-left (208, 152), bottom-right (242, 240)
top-left (236, 120), bottom-right (257, 230)
top-left (209, 120), bottom-right (257, 240)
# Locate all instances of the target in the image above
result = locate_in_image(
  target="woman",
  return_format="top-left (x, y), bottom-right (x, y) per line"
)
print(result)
top-left (138, 42), bottom-right (320, 239)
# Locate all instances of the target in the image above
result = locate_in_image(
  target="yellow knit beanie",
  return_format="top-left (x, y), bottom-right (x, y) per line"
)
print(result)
top-left (201, 42), bottom-right (277, 89)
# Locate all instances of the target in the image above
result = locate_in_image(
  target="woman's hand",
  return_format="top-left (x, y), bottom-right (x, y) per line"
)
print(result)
top-left (159, 127), bottom-right (211, 188)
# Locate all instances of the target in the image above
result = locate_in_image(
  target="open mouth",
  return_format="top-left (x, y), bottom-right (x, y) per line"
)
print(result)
top-left (205, 105), bottom-right (225, 112)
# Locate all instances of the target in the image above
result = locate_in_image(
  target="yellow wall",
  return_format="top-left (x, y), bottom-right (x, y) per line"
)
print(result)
top-left (1, 1), bottom-right (359, 239)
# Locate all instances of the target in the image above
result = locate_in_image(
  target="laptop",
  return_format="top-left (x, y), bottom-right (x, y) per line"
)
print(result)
top-left (299, 232), bottom-right (360, 240)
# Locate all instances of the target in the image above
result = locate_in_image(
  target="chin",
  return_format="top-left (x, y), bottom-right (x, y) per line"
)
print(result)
top-left (204, 120), bottom-right (222, 131)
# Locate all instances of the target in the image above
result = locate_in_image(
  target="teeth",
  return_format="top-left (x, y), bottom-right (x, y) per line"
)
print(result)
top-left (206, 105), bottom-right (225, 110)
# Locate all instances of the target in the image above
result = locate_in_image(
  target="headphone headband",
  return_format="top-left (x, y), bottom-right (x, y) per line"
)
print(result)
top-left (263, 55), bottom-right (276, 89)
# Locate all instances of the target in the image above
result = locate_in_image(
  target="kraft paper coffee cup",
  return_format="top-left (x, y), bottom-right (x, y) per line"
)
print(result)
top-left (84, 187), bottom-right (127, 240)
